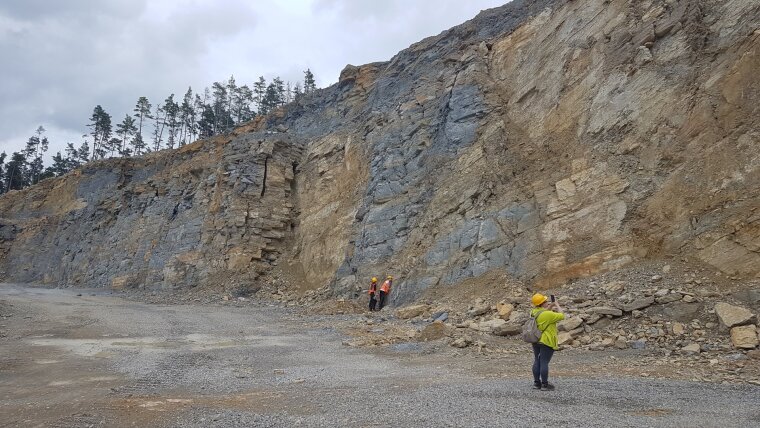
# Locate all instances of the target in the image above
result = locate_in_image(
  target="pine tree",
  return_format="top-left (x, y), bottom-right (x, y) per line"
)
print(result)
top-left (198, 105), bottom-right (215, 138)
top-left (304, 69), bottom-right (317, 94)
top-left (225, 76), bottom-right (237, 129)
top-left (4, 152), bottom-right (27, 191)
top-left (64, 143), bottom-right (81, 170)
top-left (285, 82), bottom-right (293, 103)
top-left (88, 105), bottom-right (112, 159)
top-left (151, 103), bottom-right (166, 151)
top-left (211, 81), bottom-right (229, 134)
top-left (253, 76), bottom-right (266, 114)
top-left (163, 94), bottom-right (180, 149)
top-left (293, 82), bottom-right (303, 100)
top-left (232, 84), bottom-right (254, 124)
top-left (273, 77), bottom-right (285, 106)
top-left (77, 141), bottom-right (90, 164)
top-left (115, 115), bottom-right (137, 156)
top-left (0, 152), bottom-right (6, 194)
top-left (179, 87), bottom-right (196, 146)
top-left (193, 93), bottom-right (206, 141)
top-left (133, 97), bottom-right (152, 148)
top-left (23, 126), bottom-right (49, 185)
top-left (44, 152), bottom-right (69, 177)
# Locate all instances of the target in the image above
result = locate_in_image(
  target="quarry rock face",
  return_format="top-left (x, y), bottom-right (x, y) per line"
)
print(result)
top-left (1, 0), bottom-right (760, 302)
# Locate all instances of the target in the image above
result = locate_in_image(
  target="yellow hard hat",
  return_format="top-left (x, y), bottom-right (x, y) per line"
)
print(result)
top-left (387, 275), bottom-right (393, 280)
top-left (371, 277), bottom-right (378, 282)
top-left (531, 293), bottom-right (548, 307)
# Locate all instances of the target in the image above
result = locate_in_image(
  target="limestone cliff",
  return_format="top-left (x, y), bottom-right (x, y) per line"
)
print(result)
top-left (1, 0), bottom-right (759, 304)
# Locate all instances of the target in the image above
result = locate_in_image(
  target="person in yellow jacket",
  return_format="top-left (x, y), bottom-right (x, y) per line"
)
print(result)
top-left (530, 293), bottom-right (564, 391)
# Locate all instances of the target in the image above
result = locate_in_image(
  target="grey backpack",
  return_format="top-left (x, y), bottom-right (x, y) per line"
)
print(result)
top-left (521, 309), bottom-right (545, 343)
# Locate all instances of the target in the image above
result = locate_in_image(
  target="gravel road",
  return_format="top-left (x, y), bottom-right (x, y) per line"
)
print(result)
top-left (1, 284), bottom-right (758, 427)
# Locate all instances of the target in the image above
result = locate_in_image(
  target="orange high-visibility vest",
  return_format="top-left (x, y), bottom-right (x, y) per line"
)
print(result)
top-left (380, 280), bottom-right (391, 293)
top-left (368, 281), bottom-right (377, 294)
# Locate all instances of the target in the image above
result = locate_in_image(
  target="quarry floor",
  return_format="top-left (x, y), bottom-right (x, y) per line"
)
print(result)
top-left (1, 285), bottom-right (759, 428)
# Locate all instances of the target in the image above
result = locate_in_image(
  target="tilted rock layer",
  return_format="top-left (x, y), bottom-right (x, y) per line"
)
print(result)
top-left (1, 0), bottom-right (759, 303)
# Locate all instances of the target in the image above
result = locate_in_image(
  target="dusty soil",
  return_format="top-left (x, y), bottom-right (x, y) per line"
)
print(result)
top-left (1, 284), bottom-right (759, 427)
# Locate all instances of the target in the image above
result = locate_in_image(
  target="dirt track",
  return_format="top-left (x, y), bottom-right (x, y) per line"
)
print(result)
top-left (1, 284), bottom-right (759, 427)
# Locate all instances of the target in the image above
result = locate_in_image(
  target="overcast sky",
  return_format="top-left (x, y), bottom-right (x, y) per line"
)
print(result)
top-left (1, 0), bottom-right (507, 159)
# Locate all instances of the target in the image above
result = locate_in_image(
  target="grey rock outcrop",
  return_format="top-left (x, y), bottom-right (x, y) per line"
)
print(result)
top-left (1, 0), bottom-right (760, 303)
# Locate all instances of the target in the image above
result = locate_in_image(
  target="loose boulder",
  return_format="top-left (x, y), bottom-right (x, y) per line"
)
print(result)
top-left (588, 306), bottom-right (623, 317)
top-left (558, 317), bottom-right (583, 332)
top-left (396, 304), bottom-right (430, 319)
top-left (492, 323), bottom-right (522, 336)
top-left (714, 302), bottom-right (756, 328)
top-left (621, 296), bottom-right (655, 312)
top-left (730, 325), bottom-right (758, 349)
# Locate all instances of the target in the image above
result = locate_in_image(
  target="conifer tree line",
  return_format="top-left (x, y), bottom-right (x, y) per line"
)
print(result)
top-left (0, 70), bottom-right (318, 194)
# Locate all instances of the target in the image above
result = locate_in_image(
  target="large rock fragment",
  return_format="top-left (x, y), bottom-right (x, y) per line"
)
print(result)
top-left (588, 306), bottom-right (623, 317)
top-left (714, 302), bottom-right (756, 328)
top-left (396, 304), bottom-right (430, 319)
top-left (417, 321), bottom-right (451, 342)
top-left (492, 323), bottom-right (522, 336)
top-left (621, 296), bottom-right (655, 312)
top-left (730, 325), bottom-right (758, 349)
top-left (471, 319), bottom-right (507, 332)
top-left (558, 317), bottom-right (583, 332)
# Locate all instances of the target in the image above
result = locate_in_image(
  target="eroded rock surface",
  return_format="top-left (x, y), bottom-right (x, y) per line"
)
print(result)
top-left (1, 0), bottom-right (760, 301)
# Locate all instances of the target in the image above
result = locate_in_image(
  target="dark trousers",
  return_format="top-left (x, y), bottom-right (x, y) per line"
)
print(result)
top-left (369, 294), bottom-right (377, 311)
top-left (532, 343), bottom-right (555, 385)
top-left (378, 291), bottom-right (387, 310)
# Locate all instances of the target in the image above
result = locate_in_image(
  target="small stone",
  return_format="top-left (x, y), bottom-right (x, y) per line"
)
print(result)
top-left (656, 293), bottom-right (683, 304)
top-left (681, 343), bottom-right (701, 354)
top-left (632, 310), bottom-right (643, 318)
top-left (730, 325), bottom-right (758, 349)
top-left (450, 337), bottom-right (472, 348)
top-left (672, 322), bottom-right (686, 335)
top-left (682, 295), bottom-right (696, 303)
top-left (432, 312), bottom-right (449, 322)
top-left (467, 304), bottom-right (490, 317)
top-left (655, 289), bottom-right (670, 297)
top-left (496, 302), bottom-right (514, 320)
top-left (602, 281), bottom-right (626, 293)
top-left (614, 339), bottom-right (628, 349)
top-left (630, 339), bottom-right (647, 350)
top-left (662, 265), bottom-right (671, 273)
top-left (651, 275), bottom-right (663, 282)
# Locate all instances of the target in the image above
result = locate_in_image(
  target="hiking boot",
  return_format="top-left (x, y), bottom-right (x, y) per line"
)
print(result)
top-left (541, 383), bottom-right (555, 391)
top-left (532, 382), bottom-right (542, 390)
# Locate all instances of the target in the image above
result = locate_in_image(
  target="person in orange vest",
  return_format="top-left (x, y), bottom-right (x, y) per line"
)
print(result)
top-left (378, 276), bottom-right (393, 310)
top-left (368, 277), bottom-right (378, 311)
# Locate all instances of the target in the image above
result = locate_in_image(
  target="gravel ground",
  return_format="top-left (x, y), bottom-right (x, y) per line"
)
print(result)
top-left (1, 284), bottom-right (759, 427)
